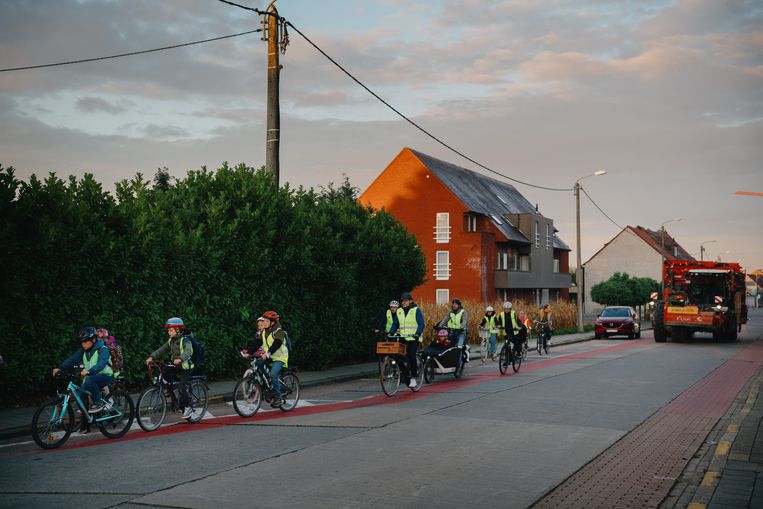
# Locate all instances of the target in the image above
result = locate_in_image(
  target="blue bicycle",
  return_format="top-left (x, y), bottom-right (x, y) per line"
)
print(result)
top-left (32, 369), bottom-right (135, 449)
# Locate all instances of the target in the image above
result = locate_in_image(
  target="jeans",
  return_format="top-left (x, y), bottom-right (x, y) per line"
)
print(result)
top-left (165, 365), bottom-right (192, 408)
top-left (405, 340), bottom-right (419, 378)
top-left (256, 359), bottom-right (284, 398)
top-left (79, 373), bottom-right (112, 406)
top-left (450, 329), bottom-right (466, 348)
top-left (488, 333), bottom-right (497, 355)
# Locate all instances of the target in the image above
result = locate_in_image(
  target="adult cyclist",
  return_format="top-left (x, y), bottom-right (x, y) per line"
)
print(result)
top-left (389, 292), bottom-right (424, 388)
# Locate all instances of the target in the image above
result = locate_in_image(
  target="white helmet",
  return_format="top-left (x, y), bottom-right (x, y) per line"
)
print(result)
top-left (485, 306), bottom-right (494, 312)
top-left (389, 300), bottom-right (400, 308)
top-left (503, 301), bottom-right (512, 309)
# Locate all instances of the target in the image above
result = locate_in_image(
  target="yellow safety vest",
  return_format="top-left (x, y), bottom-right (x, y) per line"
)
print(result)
top-left (447, 309), bottom-right (465, 329)
top-left (484, 315), bottom-right (498, 334)
top-left (83, 346), bottom-right (113, 376)
top-left (399, 307), bottom-right (422, 343)
top-left (263, 328), bottom-right (289, 366)
top-left (499, 311), bottom-right (520, 335)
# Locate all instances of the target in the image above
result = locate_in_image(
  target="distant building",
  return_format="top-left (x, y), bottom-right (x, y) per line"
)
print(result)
top-left (359, 147), bottom-right (571, 305)
top-left (583, 226), bottom-right (694, 312)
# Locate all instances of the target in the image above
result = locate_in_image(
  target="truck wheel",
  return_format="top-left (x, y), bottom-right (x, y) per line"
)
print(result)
top-left (726, 316), bottom-right (738, 342)
top-left (653, 301), bottom-right (667, 342)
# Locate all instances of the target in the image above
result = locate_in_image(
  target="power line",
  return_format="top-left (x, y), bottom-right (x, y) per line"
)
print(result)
top-left (581, 186), bottom-right (623, 230)
top-left (0, 29), bottom-right (262, 73)
top-left (284, 21), bottom-right (573, 192)
top-left (217, 0), bottom-right (283, 19)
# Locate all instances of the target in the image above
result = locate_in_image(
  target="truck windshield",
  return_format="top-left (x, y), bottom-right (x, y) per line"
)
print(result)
top-left (688, 274), bottom-right (727, 305)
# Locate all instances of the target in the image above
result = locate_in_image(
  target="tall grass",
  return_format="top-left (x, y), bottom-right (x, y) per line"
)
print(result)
top-left (416, 299), bottom-right (578, 343)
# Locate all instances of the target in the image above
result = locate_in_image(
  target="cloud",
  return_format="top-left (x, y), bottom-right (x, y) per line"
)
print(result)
top-left (76, 96), bottom-right (126, 114)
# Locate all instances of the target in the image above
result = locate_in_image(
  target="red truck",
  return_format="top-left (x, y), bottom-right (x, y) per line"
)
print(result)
top-left (652, 260), bottom-right (747, 342)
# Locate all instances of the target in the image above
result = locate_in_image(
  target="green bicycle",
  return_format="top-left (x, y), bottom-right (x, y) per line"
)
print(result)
top-left (31, 369), bottom-right (135, 449)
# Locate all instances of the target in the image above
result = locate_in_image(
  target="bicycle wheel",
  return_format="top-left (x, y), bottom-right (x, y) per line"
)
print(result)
top-left (544, 334), bottom-right (550, 355)
top-left (137, 386), bottom-right (167, 432)
top-left (380, 356), bottom-right (400, 397)
top-left (233, 377), bottom-right (262, 418)
top-left (410, 355), bottom-right (425, 392)
top-left (522, 342), bottom-right (528, 361)
top-left (32, 397), bottom-right (75, 449)
top-left (480, 337), bottom-right (488, 363)
top-left (498, 343), bottom-right (509, 375)
top-left (423, 357), bottom-right (435, 384)
top-left (279, 372), bottom-right (301, 411)
top-left (512, 346), bottom-right (522, 373)
top-left (97, 391), bottom-right (134, 439)
top-left (186, 381), bottom-right (208, 423)
top-left (537, 334), bottom-right (543, 355)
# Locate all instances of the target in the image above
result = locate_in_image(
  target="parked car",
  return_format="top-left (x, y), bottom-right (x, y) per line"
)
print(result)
top-left (594, 306), bottom-right (641, 339)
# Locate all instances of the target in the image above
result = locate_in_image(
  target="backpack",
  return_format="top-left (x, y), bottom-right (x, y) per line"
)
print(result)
top-left (186, 335), bottom-right (205, 367)
top-left (107, 344), bottom-right (124, 376)
top-left (274, 327), bottom-right (292, 352)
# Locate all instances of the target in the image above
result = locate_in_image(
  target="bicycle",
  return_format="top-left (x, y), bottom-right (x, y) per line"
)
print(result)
top-left (498, 336), bottom-right (524, 374)
top-left (232, 352), bottom-right (301, 418)
top-left (478, 327), bottom-right (490, 363)
top-left (31, 369), bottom-right (135, 449)
top-left (377, 333), bottom-right (424, 396)
top-left (535, 320), bottom-right (551, 355)
top-left (136, 361), bottom-right (209, 432)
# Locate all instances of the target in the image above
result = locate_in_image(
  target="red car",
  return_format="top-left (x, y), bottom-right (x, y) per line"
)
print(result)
top-left (594, 306), bottom-right (641, 339)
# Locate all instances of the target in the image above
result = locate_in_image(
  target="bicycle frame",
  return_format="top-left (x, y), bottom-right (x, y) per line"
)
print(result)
top-left (53, 379), bottom-right (124, 429)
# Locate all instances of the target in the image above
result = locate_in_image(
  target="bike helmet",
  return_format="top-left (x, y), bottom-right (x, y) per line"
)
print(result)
top-left (262, 310), bottom-right (280, 322)
top-left (503, 301), bottom-right (512, 309)
top-left (78, 326), bottom-right (97, 342)
top-left (96, 327), bottom-right (109, 338)
top-left (256, 316), bottom-right (265, 322)
top-left (451, 298), bottom-right (462, 306)
top-left (164, 317), bottom-right (185, 330)
top-left (485, 306), bottom-right (494, 312)
top-left (389, 300), bottom-right (400, 308)
top-left (400, 292), bottom-right (413, 301)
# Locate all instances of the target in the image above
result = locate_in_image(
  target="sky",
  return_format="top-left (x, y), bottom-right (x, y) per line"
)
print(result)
top-left (1, 0), bottom-right (762, 271)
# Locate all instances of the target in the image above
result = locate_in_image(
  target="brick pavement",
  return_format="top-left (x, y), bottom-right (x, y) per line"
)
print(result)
top-left (532, 340), bottom-right (763, 509)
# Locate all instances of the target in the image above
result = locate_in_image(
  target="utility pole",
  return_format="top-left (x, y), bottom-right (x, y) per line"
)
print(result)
top-left (263, 1), bottom-right (281, 185)
top-left (575, 182), bottom-right (583, 333)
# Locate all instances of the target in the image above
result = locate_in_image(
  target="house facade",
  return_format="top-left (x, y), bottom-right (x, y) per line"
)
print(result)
top-left (583, 226), bottom-right (694, 312)
top-left (358, 147), bottom-right (571, 305)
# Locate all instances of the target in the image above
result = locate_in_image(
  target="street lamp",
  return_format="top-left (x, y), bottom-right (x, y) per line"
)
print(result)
top-left (699, 240), bottom-right (717, 261)
top-left (575, 170), bottom-right (607, 333)
top-left (659, 217), bottom-right (682, 251)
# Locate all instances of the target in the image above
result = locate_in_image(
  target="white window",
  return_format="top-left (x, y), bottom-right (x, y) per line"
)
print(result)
top-left (520, 255), bottom-right (531, 271)
top-left (436, 289), bottom-right (450, 305)
top-left (546, 224), bottom-right (551, 250)
top-left (534, 221), bottom-right (540, 248)
top-left (434, 213), bottom-right (450, 243)
top-left (553, 258), bottom-right (560, 273)
top-left (465, 213), bottom-right (477, 232)
top-left (434, 251), bottom-right (451, 280)
top-left (497, 249), bottom-right (508, 270)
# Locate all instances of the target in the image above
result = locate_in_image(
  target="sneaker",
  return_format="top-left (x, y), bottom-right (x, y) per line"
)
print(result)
top-left (78, 426), bottom-right (91, 435)
top-left (270, 398), bottom-right (284, 408)
top-left (408, 378), bottom-right (418, 388)
top-left (182, 407), bottom-right (193, 419)
top-left (88, 403), bottom-right (105, 414)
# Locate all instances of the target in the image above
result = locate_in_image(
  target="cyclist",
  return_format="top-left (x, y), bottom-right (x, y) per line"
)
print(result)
top-left (438, 298), bottom-right (468, 348)
top-left (256, 310), bottom-right (289, 407)
top-left (539, 303), bottom-right (554, 346)
top-left (375, 300), bottom-right (401, 334)
top-left (389, 292), bottom-right (424, 388)
top-left (479, 306), bottom-right (499, 360)
top-left (518, 310), bottom-right (532, 347)
top-left (498, 301), bottom-right (523, 354)
top-left (97, 327), bottom-right (124, 379)
top-left (145, 317), bottom-right (194, 419)
top-left (52, 327), bottom-right (113, 417)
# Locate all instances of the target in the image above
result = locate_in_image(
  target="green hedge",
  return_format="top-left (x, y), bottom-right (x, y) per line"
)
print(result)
top-left (0, 164), bottom-right (425, 404)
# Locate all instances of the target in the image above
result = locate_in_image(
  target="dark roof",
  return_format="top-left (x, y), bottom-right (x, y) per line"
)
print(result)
top-left (411, 149), bottom-right (568, 246)
top-left (630, 226), bottom-right (694, 261)
top-left (553, 235), bottom-right (571, 251)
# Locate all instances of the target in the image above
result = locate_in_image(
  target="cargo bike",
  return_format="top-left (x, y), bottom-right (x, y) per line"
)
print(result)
top-left (376, 333), bottom-right (425, 396)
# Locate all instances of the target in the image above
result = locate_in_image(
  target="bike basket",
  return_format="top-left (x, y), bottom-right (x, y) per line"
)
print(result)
top-left (376, 342), bottom-right (406, 355)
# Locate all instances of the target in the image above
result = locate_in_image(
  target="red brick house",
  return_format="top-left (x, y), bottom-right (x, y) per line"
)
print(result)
top-left (359, 147), bottom-right (572, 305)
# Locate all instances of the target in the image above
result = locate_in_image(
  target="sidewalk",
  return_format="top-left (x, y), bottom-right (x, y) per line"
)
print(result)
top-left (0, 328), bottom-right (599, 441)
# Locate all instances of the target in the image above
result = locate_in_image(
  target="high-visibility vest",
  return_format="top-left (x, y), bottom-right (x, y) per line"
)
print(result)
top-left (447, 309), bottom-right (465, 329)
top-left (83, 346), bottom-right (113, 376)
top-left (263, 329), bottom-right (289, 366)
top-left (166, 337), bottom-right (194, 370)
top-left (499, 311), bottom-right (521, 335)
top-left (483, 315), bottom-right (498, 334)
top-left (399, 307), bottom-right (422, 343)
top-left (385, 309), bottom-right (400, 333)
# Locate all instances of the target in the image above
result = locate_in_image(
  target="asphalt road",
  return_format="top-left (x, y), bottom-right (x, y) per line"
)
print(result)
top-left (2, 315), bottom-right (761, 509)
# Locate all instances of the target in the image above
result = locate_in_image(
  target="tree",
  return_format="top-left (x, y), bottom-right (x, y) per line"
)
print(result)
top-left (590, 272), bottom-right (658, 307)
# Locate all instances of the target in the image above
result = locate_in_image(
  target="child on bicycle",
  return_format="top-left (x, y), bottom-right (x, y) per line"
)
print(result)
top-left (145, 317), bottom-right (194, 419)
top-left (250, 310), bottom-right (289, 407)
top-left (479, 306), bottom-right (499, 360)
top-left (52, 327), bottom-right (113, 416)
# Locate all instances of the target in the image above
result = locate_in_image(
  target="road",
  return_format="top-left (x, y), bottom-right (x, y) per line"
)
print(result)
top-left (2, 311), bottom-right (761, 509)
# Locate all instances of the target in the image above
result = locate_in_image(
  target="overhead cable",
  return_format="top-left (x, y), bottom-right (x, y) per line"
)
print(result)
top-left (581, 186), bottom-right (623, 230)
top-left (0, 29), bottom-right (262, 73)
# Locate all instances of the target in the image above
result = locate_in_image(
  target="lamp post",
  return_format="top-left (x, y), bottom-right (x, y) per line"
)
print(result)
top-left (699, 240), bottom-right (717, 261)
top-left (659, 217), bottom-right (682, 252)
top-left (575, 170), bottom-right (607, 333)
